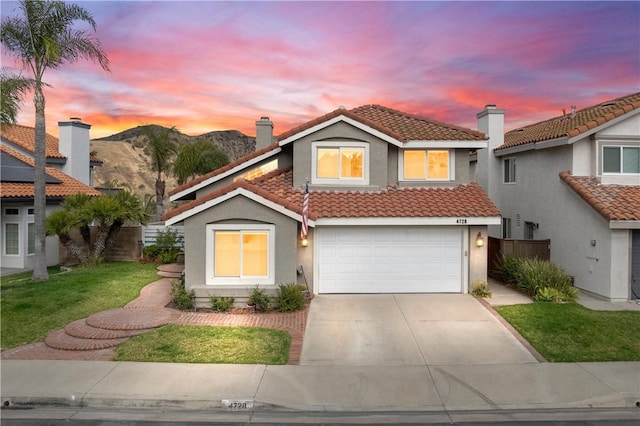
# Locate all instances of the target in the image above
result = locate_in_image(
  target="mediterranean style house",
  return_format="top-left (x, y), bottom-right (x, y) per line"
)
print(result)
top-left (164, 105), bottom-right (500, 306)
top-left (475, 92), bottom-right (640, 301)
top-left (0, 120), bottom-right (101, 271)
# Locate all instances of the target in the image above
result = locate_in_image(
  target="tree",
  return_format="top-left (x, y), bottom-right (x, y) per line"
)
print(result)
top-left (1, 0), bottom-right (110, 280)
top-left (45, 190), bottom-right (150, 265)
top-left (141, 126), bottom-right (177, 221)
top-left (0, 69), bottom-right (32, 125)
top-left (173, 138), bottom-right (229, 185)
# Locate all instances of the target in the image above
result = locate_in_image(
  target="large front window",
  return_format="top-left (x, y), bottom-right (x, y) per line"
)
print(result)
top-left (312, 142), bottom-right (368, 185)
top-left (4, 223), bottom-right (19, 255)
top-left (401, 150), bottom-right (451, 180)
top-left (206, 224), bottom-right (274, 285)
top-left (603, 146), bottom-right (640, 174)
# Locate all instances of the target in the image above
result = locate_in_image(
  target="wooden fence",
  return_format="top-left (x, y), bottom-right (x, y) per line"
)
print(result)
top-left (488, 237), bottom-right (551, 279)
top-left (59, 226), bottom-right (143, 263)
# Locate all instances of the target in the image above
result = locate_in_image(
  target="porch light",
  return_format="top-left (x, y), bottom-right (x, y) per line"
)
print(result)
top-left (476, 232), bottom-right (484, 247)
top-left (301, 237), bottom-right (308, 247)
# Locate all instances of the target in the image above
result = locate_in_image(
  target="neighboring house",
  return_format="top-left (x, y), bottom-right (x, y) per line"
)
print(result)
top-left (164, 105), bottom-right (501, 305)
top-left (475, 92), bottom-right (640, 301)
top-left (0, 120), bottom-right (102, 270)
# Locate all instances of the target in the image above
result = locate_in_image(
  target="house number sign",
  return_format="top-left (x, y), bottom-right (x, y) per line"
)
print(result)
top-left (222, 399), bottom-right (253, 410)
top-left (456, 218), bottom-right (468, 224)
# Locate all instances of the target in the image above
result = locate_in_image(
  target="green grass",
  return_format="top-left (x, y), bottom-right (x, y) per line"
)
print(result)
top-left (495, 303), bottom-right (640, 362)
top-left (1, 262), bottom-right (158, 349)
top-left (113, 324), bottom-right (291, 364)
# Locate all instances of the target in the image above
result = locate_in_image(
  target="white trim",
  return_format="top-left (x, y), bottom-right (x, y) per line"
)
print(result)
top-left (462, 227), bottom-right (469, 294)
top-left (205, 224), bottom-right (275, 286)
top-left (568, 108), bottom-right (640, 144)
top-left (610, 220), bottom-right (640, 229)
top-left (533, 137), bottom-right (569, 150)
top-left (279, 115), bottom-right (402, 147)
top-left (600, 143), bottom-right (640, 176)
top-left (165, 187), bottom-right (316, 227)
top-left (403, 140), bottom-right (488, 149)
top-left (315, 217), bottom-right (502, 226)
top-left (169, 147), bottom-right (282, 201)
top-left (311, 141), bottom-right (370, 186)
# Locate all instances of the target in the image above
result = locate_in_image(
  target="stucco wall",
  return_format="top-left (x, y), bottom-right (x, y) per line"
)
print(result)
top-left (183, 194), bottom-right (298, 306)
top-left (468, 226), bottom-right (488, 287)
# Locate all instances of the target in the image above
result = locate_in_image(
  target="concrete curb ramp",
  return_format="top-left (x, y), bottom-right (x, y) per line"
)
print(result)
top-left (2, 360), bottom-right (639, 413)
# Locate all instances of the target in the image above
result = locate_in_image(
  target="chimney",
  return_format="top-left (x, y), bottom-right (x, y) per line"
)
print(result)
top-left (571, 105), bottom-right (576, 117)
top-left (255, 116), bottom-right (274, 150)
top-left (476, 105), bottom-right (505, 238)
top-left (58, 118), bottom-right (91, 186)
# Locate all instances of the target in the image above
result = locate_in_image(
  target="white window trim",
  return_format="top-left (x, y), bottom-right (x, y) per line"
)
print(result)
top-left (503, 157), bottom-right (516, 184)
top-left (205, 224), bottom-right (275, 286)
top-left (311, 141), bottom-right (369, 185)
top-left (4, 222), bottom-right (20, 256)
top-left (601, 144), bottom-right (640, 176)
top-left (398, 149), bottom-right (455, 182)
top-left (27, 222), bottom-right (35, 255)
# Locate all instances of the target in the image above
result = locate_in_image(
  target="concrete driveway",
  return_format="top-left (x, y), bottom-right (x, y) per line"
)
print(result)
top-left (300, 294), bottom-right (538, 366)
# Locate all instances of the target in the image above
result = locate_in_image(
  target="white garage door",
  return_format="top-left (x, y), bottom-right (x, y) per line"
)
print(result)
top-left (316, 226), bottom-right (463, 293)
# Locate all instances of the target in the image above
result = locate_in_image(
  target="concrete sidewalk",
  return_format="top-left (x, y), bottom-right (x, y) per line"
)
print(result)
top-left (2, 360), bottom-right (639, 414)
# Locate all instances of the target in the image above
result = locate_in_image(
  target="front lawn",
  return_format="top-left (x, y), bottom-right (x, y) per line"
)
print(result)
top-left (113, 324), bottom-right (291, 364)
top-left (1, 262), bottom-right (158, 349)
top-left (495, 303), bottom-right (640, 362)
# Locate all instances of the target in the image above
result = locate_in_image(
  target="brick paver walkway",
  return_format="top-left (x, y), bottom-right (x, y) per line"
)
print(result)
top-left (1, 266), bottom-right (309, 365)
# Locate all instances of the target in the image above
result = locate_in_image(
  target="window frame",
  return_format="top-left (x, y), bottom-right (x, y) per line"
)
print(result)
top-left (4, 222), bottom-right (20, 256)
top-left (503, 157), bottom-right (516, 184)
top-left (399, 149), bottom-right (454, 182)
top-left (601, 145), bottom-right (640, 175)
top-left (311, 141), bottom-right (369, 185)
top-left (502, 217), bottom-right (512, 239)
top-left (205, 224), bottom-right (275, 285)
top-left (27, 222), bottom-right (35, 255)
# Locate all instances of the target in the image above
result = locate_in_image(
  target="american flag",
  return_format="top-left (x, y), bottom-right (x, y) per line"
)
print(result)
top-left (301, 181), bottom-right (309, 239)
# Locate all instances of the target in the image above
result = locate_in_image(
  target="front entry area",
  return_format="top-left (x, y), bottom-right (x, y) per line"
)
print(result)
top-left (316, 226), bottom-right (464, 293)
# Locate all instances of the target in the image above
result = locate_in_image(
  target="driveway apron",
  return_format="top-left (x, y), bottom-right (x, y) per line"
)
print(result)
top-left (300, 294), bottom-right (537, 366)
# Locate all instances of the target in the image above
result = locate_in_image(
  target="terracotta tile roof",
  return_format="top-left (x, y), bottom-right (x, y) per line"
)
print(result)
top-left (277, 104), bottom-right (486, 142)
top-left (164, 167), bottom-right (500, 222)
top-left (168, 143), bottom-right (279, 197)
top-left (500, 92), bottom-right (640, 150)
top-left (0, 123), bottom-right (102, 163)
top-left (0, 145), bottom-right (101, 199)
top-left (559, 171), bottom-right (640, 221)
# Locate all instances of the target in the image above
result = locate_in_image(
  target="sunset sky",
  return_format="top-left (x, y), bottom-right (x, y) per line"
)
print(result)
top-left (2, 1), bottom-right (639, 140)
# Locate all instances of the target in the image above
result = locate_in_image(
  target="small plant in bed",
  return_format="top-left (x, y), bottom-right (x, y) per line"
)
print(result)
top-left (247, 286), bottom-right (270, 311)
top-left (210, 295), bottom-right (234, 312)
top-left (276, 283), bottom-right (305, 312)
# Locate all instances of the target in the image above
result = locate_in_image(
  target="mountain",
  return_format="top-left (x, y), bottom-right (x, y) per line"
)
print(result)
top-left (91, 126), bottom-right (256, 214)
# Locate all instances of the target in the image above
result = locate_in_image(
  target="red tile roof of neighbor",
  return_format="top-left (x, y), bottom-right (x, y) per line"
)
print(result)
top-left (559, 171), bottom-right (640, 221)
top-left (163, 167), bottom-right (501, 222)
top-left (168, 104), bottom-right (487, 197)
top-left (0, 145), bottom-right (101, 199)
top-left (500, 92), bottom-right (640, 150)
top-left (0, 123), bottom-right (103, 163)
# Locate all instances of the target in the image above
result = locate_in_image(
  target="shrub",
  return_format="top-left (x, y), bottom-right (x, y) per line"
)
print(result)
top-left (247, 286), bottom-right (270, 311)
top-left (471, 281), bottom-right (492, 298)
top-left (515, 257), bottom-right (573, 298)
top-left (170, 274), bottom-right (194, 310)
top-left (276, 283), bottom-right (305, 312)
top-left (210, 295), bottom-right (235, 312)
top-left (496, 253), bottom-right (521, 285)
top-left (156, 228), bottom-right (183, 250)
top-left (535, 286), bottom-right (579, 303)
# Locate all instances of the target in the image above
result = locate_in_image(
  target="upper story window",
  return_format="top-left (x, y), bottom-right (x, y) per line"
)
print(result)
top-left (4, 208), bottom-right (19, 216)
top-left (503, 157), bottom-right (516, 183)
top-left (602, 146), bottom-right (640, 174)
top-left (502, 217), bottom-right (512, 239)
top-left (401, 150), bottom-right (451, 181)
top-left (312, 142), bottom-right (369, 185)
top-left (235, 159), bottom-right (278, 182)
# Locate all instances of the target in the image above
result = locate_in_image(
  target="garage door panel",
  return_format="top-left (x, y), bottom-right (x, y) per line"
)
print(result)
top-left (317, 227), bottom-right (463, 293)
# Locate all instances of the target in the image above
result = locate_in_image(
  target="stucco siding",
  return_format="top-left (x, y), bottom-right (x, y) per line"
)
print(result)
top-left (610, 229), bottom-right (632, 301)
top-left (183, 194), bottom-right (298, 306)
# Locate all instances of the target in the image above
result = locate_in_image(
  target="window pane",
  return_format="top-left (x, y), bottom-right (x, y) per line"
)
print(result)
top-left (427, 150), bottom-right (449, 179)
top-left (27, 223), bottom-right (35, 255)
top-left (622, 147), bottom-right (640, 173)
top-left (5, 223), bottom-right (19, 255)
top-left (236, 159), bottom-right (278, 182)
top-left (214, 231), bottom-right (240, 277)
top-left (403, 151), bottom-right (426, 179)
top-left (341, 148), bottom-right (364, 178)
top-left (242, 232), bottom-right (268, 276)
top-left (317, 148), bottom-right (339, 178)
top-left (603, 147), bottom-right (620, 173)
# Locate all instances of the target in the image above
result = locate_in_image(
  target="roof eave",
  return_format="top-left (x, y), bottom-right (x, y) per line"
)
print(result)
top-left (567, 107), bottom-right (640, 144)
top-left (315, 216), bottom-right (502, 226)
top-left (609, 220), bottom-right (640, 229)
top-left (404, 140), bottom-right (488, 149)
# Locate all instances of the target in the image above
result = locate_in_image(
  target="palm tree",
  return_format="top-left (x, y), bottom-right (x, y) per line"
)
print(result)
top-left (141, 126), bottom-right (177, 221)
top-left (0, 69), bottom-right (32, 125)
top-left (1, 0), bottom-right (109, 280)
top-left (173, 138), bottom-right (229, 185)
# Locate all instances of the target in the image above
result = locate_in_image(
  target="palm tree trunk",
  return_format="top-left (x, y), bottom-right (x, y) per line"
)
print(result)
top-left (31, 84), bottom-right (48, 281)
top-left (155, 178), bottom-right (165, 222)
